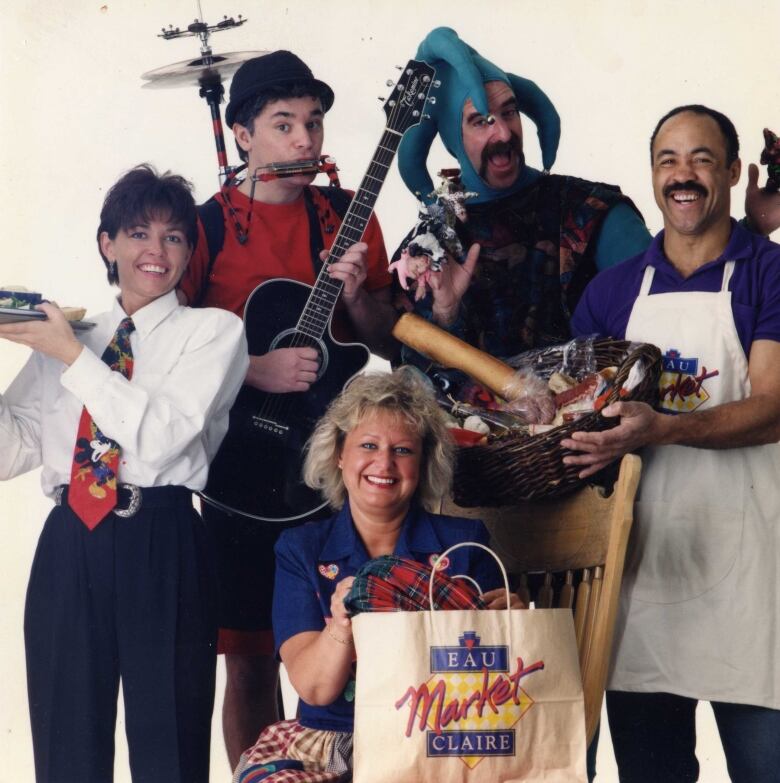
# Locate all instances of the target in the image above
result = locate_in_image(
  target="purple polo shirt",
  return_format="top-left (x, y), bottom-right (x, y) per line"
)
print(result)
top-left (272, 502), bottom-right (501, 732)
top-left (571, 220), bottom-right (780, 355)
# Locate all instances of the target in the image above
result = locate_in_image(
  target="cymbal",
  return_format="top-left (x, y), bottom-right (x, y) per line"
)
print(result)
top-left (141, 50), bottom-right (267, 88)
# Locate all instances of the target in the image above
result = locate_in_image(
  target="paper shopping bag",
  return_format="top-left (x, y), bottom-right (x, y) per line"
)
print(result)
top-left (352, 543), bottom-right (587, 782)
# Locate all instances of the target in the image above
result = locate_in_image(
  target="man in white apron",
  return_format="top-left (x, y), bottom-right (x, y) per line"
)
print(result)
top-left (563, 105), bottom-right (780, 782)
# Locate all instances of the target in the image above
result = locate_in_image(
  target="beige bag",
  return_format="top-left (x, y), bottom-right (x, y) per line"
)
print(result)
top-left (352, 543), bottom-right (587, 782)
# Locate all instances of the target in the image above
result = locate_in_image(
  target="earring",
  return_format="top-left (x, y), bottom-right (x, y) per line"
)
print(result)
top-left (108, 260), bottom-right (117, 278)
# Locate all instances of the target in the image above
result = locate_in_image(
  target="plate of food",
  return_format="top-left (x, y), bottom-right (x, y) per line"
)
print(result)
top-left (0, 287), bottom-right (94, 331)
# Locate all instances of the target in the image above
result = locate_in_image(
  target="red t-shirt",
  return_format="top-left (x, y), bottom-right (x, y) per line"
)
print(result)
top-left (179, 186), bottom-right (391, 341)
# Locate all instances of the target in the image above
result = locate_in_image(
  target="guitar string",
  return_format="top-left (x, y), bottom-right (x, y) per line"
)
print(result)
top-left (256, 128), bottom-right (401, 425)
top-left (258, 128), bottom-right (401, 425)
top-left (255, 73), bottom-right (428, 431)
top-left (257, 80), bottom-right (421, 427)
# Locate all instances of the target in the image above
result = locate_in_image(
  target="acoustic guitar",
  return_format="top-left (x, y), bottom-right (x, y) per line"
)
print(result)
top-left (201, 59), bottom-right (437, 521)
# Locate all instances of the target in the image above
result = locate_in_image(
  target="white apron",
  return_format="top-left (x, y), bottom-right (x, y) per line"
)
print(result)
top-left (609, 261), bottom-right (780, 709)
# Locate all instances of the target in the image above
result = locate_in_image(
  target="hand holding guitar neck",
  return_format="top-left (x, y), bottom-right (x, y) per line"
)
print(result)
top-left (324, 242), bottom-right (369, 303)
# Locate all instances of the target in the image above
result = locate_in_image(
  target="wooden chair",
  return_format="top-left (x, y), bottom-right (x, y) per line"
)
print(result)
top-left (441, 453), bottom-right (641, 744)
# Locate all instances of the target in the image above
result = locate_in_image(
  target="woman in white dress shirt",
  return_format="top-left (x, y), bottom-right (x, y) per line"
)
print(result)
top-left (0, 165), bottom-right (248, 783)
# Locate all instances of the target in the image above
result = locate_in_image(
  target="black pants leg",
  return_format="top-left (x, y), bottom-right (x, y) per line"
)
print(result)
top-left (25, 499), bottom-right (217, 783)
top-left (117, 502), bottom-right (217, 782)
top-left (25, 505), bottom-right (121, 783)
top-left (606, 690), bottom-right (699, 783)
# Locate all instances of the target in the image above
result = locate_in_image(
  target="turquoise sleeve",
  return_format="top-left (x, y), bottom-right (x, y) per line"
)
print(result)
top-left (593, 202), bottom-right (652, 270)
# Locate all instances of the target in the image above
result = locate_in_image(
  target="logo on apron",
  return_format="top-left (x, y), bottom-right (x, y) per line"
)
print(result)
top-left (394, 631), bottom-right (544, 768)
top-left (659, 349), bottom-right (720, 413)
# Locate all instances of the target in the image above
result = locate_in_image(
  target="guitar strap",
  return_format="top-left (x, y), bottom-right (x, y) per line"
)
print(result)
top-left (193, 196), bottom-right (225, 308)
top-left (193, 186), bottom-right (351, 308)
top-left (302, 186), bottom-right (352, 274)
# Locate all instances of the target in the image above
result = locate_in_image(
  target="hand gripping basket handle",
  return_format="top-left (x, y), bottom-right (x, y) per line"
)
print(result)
top-left (427, 541), bottom-right (513, 641)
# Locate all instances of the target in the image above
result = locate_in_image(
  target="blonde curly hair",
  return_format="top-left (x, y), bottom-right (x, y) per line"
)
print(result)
top-left (302, 367), bottom-right (454, 511)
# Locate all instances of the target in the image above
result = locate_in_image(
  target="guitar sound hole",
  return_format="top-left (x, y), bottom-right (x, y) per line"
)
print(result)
top-left (269, 329), bottom-right (329, 381)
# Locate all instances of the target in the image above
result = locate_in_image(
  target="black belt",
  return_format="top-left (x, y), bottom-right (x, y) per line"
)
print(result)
top-left (54, 484), bottom-right (192, 518)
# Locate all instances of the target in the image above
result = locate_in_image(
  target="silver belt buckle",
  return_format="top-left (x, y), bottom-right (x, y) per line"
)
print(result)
top-left (53, 485), bottom-right (65, 506)
top-left (114, 483), bottom-right (142, 518)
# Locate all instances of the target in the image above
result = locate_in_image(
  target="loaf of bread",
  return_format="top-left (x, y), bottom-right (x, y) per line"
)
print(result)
top-left (392, 313), bottom-right (517, 397)
top-left (61, 307), bottom-right (87, 322)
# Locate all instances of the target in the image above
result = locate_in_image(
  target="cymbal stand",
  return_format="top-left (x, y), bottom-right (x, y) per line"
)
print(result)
top-left (157, 4), bottom-right (248, 185)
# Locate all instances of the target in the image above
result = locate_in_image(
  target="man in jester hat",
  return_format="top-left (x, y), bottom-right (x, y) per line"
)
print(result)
top-left (393, 27), bottom-right (780, 363)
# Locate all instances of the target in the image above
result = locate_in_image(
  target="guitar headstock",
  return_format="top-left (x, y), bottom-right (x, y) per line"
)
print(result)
top-left (383, 59), bottom-right (438, 136)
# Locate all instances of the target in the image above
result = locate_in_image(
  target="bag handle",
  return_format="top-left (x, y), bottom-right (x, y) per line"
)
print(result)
top-left (450, 573), bottom-right (483, 594)
top-left (427, 541), bottom-right (512, 626)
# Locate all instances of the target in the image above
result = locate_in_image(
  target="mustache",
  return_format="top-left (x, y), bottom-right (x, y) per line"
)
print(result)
top-left (482, 134), bottom-right (523, 162)
top-left (479, 133), bottom-right (524, 179)
top-left (663, 180), bottom-right (708, 198)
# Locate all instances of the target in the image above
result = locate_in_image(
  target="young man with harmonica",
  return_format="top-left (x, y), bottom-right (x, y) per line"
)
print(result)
top-left (177, 50), bottom-right (396, 770)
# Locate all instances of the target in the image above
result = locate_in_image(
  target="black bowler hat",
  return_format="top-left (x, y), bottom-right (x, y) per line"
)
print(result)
top-left (225, 50), bottom-right (334, 127)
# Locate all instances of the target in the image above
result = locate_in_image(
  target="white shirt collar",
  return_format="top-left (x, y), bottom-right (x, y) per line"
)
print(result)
top-left (110, 290), bottom-right (179, 341)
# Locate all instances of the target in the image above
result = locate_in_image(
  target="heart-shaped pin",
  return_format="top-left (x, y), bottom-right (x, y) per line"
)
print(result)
top-left (429, 554), bottom-right (450, 571)
top-left (318, 563), bottom-right (340, 580)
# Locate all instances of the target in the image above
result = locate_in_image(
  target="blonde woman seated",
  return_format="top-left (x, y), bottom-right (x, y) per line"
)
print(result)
top-left (234, 368), bottom-right (520, 782)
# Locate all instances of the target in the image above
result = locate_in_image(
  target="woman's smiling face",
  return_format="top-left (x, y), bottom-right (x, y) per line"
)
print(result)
top-left (338, 408), bottom-right (423, 523)
top-left (99, 217), bottom-right (191, 315)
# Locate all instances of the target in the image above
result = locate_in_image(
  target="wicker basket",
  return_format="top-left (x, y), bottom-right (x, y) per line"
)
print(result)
top-left (452, 339), bottom-right (661, 507)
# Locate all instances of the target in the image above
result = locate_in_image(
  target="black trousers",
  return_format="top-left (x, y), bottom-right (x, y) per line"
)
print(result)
top-left (607, 690), bottom-right (780, 783)
top-left (24, 488), bottom-right (217, 783)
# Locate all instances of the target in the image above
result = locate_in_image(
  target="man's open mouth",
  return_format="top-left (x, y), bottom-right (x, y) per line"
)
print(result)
top-left (664, 181), bottom-right (707, 204)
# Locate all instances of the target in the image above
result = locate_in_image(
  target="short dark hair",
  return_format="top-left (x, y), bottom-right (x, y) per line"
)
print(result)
top-left (650, 104), bottom-right (740, 166)
top-left (96, 164), bottom-right (198, 284)
top-left (233, 82), bottom-right (325, 162)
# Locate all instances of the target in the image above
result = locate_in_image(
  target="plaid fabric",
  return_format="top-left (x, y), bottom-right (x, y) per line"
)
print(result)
top-left (344, 555), bottom-right (486, 615)
top-left (234, 719), bottom-right (351, 783)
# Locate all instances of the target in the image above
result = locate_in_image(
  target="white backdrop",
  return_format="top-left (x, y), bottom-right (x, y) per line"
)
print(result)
top-left (1, 1), bottom-right (778, 780)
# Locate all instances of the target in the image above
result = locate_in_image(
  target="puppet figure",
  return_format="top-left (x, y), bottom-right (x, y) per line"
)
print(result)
top-left (390, 174), bottom-right (477, 299)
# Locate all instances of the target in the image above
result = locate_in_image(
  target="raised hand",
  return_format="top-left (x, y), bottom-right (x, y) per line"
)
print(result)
top-left (745, 163), bottom-right (780, 236)
top-left (428, 243), bottom-right (481, 326)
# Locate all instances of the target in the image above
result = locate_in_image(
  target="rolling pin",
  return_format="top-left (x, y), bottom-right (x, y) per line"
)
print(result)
top-left (392, 313), bottom-right (516, 397)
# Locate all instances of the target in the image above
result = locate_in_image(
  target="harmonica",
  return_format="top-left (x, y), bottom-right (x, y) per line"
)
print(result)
top-left (251, 156), bottom-right (338, 182)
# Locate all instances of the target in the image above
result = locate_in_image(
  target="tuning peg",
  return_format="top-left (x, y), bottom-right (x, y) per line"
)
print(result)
top-left (412, 110), bottom-right (420, 117)
top-left (395, 65), bottom-right (403, 70)
top-left (427, 96), bottom-right (437, 105)
top-left (422, 114), bottom-right (431, 120)
top-left (386, 79), bottom-right (395, 87)
top-left (378, 96), bottom-right (385, 102)
top-left (388, 100), bottom-right (397, 107)
top-left (422, 75), bottom-right (431, 83)
top-left (433, 80), bottom-right (441, 88)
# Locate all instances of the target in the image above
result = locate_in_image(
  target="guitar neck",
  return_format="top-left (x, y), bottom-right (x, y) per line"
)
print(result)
top-left (297, 128), bottom-right (402, 340)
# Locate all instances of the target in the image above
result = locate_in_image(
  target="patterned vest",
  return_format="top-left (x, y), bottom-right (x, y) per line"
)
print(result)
top-left (396, 174), bottom-right (635, 364)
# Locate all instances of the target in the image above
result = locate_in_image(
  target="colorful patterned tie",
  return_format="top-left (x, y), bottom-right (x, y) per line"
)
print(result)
top-left (68, 316), bottom-right (135, 529)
